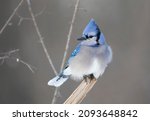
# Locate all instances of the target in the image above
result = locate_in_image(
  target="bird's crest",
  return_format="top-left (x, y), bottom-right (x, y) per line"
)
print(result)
top-left (83, 18), bottom-right (100, 37)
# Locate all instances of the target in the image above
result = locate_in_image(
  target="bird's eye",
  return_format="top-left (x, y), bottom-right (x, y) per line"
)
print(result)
top-left (88, 35), bottom-right (93, 38)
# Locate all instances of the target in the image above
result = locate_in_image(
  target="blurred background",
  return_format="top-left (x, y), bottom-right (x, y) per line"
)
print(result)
top-left (0, 0), bottom-right (150, 104)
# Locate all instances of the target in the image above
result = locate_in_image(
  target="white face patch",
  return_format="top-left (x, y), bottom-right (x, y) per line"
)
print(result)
top-left (86, 36), bottom-right (97, 42)
top-left (81, 37), bottom-right (97, 46)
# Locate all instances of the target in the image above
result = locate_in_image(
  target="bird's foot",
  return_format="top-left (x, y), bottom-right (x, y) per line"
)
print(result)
top-left (83, 74), bottom-right (95, 84)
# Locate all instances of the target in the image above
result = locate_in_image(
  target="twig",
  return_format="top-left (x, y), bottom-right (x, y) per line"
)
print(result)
top-left (0, 49), bottom-right (36, 73)
top-left (0, 49), bottom-right (19, 55)
top-left (16, 6), bottom-right (46, 25)
top-left (51, 0), bottom-right (80, 104)
top-left (0, 49), bottom-right (19, 65)
top-left (0, 0), bottom-right (24, 34)
top-left (26, 0), bottom-right (57, 75)
top-left (17, 59), bottom-right (37, 73)
top-left (60, 0), bottom-right (80, 71)
top-left (51, 87), bottom-right (61, 104)
top-left (64, 78), bottom-right (97, 104)
top-left (0, 56), bottom-right (9, 65)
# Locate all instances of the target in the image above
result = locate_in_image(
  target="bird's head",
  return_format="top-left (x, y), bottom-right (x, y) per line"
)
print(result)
top-left (78, 19), bottom-right (106, 45)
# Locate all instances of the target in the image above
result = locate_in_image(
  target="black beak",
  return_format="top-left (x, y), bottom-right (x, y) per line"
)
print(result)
top-left (77, 36), bottom-right (86, 41)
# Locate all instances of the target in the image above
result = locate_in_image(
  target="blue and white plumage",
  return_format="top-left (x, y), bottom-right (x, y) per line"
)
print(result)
top-left (48, 19), bottom-right (112, 87)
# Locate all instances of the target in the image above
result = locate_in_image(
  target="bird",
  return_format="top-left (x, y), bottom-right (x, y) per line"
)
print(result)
top-left (48, 18), bottom-right (112, 87)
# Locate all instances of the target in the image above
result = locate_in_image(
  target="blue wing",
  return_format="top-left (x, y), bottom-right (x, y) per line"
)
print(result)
top-left (71, 44), bottom-right (81, 57)
top-left (67, 43), bottom-right (81, 64)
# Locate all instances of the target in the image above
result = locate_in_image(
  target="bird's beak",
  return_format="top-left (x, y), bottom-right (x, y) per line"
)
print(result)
top-left (77, 36), bottom-right (86, 41)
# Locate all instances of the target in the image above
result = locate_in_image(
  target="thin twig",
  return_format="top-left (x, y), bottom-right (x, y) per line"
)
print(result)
top-left (0, 49), bottom-right (36, 73)
top-left (64, 78), bottom-right (97, 104)
top-left (60, 0), bottom-right (80, 71)
top-left (51, 0), bottom-right (80, 104)
top-left (26, 0), bottom-right (57, 75)
top-left (18, 59), bottom-right (37, 73)
top-left (16, 6), bottom-right (46, 25)
top-left (0, 49), bottom-right (19, 55)
top-left (0, 55), bottom-right (9, 65)
top-left (0, 0), bottom-right (24, 34)
top-left (51, 87), bottom-right (61, 104)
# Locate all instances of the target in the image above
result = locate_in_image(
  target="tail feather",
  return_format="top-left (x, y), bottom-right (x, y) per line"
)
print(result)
top-left (48, 66), bottom-right (71, 87)
top-left (48, 75), bottom-right (69, 87)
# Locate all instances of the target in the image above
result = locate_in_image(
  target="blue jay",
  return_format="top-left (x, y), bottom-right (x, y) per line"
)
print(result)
top-left (48, 19), bottom-right (112, 87)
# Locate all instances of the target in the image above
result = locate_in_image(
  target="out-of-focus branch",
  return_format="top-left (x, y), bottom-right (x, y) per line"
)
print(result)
top-left (26, 0), bottom-right (57, 75)
top-left (60, 0), bottom-right (80, 71)
top-left (64, 78), bottom-right (97, 104)
top-left (0, 49), bottom-right (19, 66)
top-left (52, 0), bottom-right (80, 104)
top-left (0, 49), bottom-right (36, 73)
top-left (16, 6), bottom-right (46, 25)
top-left (17, 59), bottom-right (37, 73)
top-left (51, 87), bottom-right (61, 104)
top-left (0, 49), bottom-right (19, 64)
top-left (0, 0), bottom-right (24, 34)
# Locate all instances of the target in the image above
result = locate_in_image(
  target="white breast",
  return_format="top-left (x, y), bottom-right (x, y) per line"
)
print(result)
top-left (69, 44), bottom-right (112, 81)
top-left (92, 58), bottom-right (107, 78)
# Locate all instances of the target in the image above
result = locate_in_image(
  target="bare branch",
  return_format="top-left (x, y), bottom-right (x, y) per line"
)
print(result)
top-left (26, 0), bottom-right (57, 75)
top-left (0, 0), bottom-right (24, 34)
top-left (18, 59), bottom-right (37, 73)
top-left (0, 49), bottom-right (19, 57)
top-left (64, 78), bottom-right (97, 104)
top-left (8, 49), bottom-right (19, 55)
top-left (0, 49), bottom-right (36, 73)
top-left (51, 87), bottom-right (61, 104)
top-left (0, 49), bottom-right (20, 65)
top-left (0, 55), bottom-right (9, 65)
top-left (52, 0), bottom-right (80, 104)
top-left (16, 6), bottom-right (46, 25)
top-left (60, 0), bottom-right (80, 71)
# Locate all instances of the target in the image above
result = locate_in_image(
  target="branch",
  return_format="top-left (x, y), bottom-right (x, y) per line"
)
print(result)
top-left (26, 0), bottom-right (57, 75)
top-left (60, 0), bottom-right (80, 71)
top-left (51, 87), bottom-right (61, 104)
top-left (52, 0), bottom-right (80, 104)
top-left (0, 0), bottom-right (24, 34)
top-left (17, 59), bottom-right (37, 73)
top-left (64, 78), bottom-right (97, 104)
top-left (0, 49), bottom-right (36, 73)
top-left (16, 6), bottom-right (46, 25)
